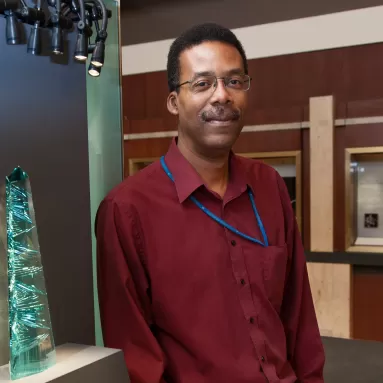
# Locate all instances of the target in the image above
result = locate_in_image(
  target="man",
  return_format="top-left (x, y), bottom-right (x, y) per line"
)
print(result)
top-left (96, 23), bottom-right (325, 383)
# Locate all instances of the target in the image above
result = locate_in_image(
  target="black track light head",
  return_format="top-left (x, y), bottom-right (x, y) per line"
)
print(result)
top-left (5, 10), bottom-right (21, 45)
top-left (51, 25), bottom-right (63, 55)
top-left (27, 23), bottom-right (41, 55)
top-left (88, 62), bottom-right (101, 77)
top-left (90, 39), bottom-right (105, 67)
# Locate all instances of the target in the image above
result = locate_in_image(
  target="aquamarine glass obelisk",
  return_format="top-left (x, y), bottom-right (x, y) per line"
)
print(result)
top-left (6, 167), bottom-right (55, 380)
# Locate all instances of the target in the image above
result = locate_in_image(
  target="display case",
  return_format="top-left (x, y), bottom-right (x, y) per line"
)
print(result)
top-left (345, 147), bottom-right (383, 253)
top-left (238, 151), bottom-right (302, 233)
top-left (128, 152), bottom-right (302, 232)
top-left (128, 158), bottom-right (158, 175)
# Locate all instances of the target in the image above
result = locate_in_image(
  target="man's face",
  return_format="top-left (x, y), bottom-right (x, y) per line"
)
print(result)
top-left (168, 41), bottom-right (249, 155)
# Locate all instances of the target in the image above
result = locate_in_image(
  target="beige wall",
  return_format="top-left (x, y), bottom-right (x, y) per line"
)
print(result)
top-left (121, 6), bottom-right (383, 75)
top-left (308, 96), bottom-right (351, 339)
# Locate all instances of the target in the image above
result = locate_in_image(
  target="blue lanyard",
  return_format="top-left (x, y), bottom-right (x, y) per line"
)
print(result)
top-left (160, 156), bottom-right (269, 247)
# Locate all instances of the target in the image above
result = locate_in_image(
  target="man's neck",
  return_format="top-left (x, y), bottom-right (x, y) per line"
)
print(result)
top-left (177, 138), bottom-right (230, 198)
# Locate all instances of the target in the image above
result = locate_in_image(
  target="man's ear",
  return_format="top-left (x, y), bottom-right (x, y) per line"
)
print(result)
top-left (167, 92), bottom-right (179, 116)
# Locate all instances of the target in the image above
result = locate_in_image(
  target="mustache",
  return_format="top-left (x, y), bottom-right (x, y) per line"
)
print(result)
top-left (200, 107), bottom-right (241, 122)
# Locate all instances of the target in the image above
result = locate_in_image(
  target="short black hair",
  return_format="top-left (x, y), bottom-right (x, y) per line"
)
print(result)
top-left (167, 23), bottom-right (248, 92)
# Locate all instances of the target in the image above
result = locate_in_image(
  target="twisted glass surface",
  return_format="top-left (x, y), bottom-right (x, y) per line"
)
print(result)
top-left (6, 167), bottom-right (55, 380)
top-left (0, 183), bottom-right (9, 365)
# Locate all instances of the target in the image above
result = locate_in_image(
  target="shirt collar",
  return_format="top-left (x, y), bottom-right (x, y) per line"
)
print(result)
top-left (164, 138), bottom-right (249, 203)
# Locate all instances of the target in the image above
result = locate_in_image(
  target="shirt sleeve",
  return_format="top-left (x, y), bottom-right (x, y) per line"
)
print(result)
top-left (276, 174), bottom-right (325, 383)
top-left (95, 197), bottom-right (167, 383)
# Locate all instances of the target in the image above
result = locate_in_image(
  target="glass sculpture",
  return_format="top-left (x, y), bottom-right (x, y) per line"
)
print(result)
top-left (0, 183), bottom-right (9, 366)
top-left (6, 167), bottom-right (55, 380)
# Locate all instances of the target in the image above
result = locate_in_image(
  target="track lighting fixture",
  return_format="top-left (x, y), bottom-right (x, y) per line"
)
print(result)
top-left (91, 39), bottom-right (105, 66)
top-left (74, 30), bottom-right (88, 61)
top-left (0, 0), bottom-right (112, 77)
top-left (88, 62), bottom-right (101, 77)
top-left (5, 9), bottom-right (20, 45)
top-left (87, 0), bottom-right (107, 68)
top-left (27, 22), bottom-right (41, 54)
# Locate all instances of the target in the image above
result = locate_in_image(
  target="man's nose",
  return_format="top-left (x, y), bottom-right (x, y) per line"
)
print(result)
top-left (209, 78), bottom-right (233, 104)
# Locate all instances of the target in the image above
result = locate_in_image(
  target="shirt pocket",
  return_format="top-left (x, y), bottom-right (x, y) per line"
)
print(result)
top-left (244, 244), bottom-right (288, 313)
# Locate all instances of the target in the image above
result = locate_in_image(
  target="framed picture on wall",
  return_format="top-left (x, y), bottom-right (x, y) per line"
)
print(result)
top-left (345, 147), bottom-right (383, 253)
top-left (238, 151), bottom-right (302, 234)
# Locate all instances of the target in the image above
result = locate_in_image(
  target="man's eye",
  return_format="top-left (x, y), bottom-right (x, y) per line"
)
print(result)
top-left (195, 80), bottom-right (211, 87)
top-left (229, 78), bottom-right (243, 85)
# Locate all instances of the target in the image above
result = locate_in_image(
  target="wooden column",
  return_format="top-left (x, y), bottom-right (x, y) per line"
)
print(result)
top-left (307, 96), bottom-right (351, 338)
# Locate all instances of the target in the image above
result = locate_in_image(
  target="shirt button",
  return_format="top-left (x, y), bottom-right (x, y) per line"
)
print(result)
top-left (249, 317), bottom-right (255, 324)
top-left (240, 279), bottom-right (246, 285)
top-left (231, 240), bottom-right (236, 246)
top-left (261, 356), bottom-right (265, 362)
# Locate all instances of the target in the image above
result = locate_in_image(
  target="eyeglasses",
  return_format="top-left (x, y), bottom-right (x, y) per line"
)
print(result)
top-left (176, 74), bottom-right (252, 94)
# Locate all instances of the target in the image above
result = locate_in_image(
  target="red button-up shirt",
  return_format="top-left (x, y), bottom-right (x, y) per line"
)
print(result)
top-left (96, 138), bottom-right (325, 383)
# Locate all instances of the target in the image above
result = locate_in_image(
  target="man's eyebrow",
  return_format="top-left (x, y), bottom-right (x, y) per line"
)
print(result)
top-left (226, 68), bottom-right (245, 75)
top-left (192, 68), bottom-right (245, 79)
top-left (191, 71), bottom-right (215, 80)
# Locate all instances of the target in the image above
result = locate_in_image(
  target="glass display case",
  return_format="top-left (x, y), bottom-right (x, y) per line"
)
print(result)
top-left (86, 0), bottom-right (123, 347)
top-left (345, 147), bottom-right (383, 252)
top-left (128, 158), bottom-right (158, 175)
top-left (128, 151), bottom-right (302, 233)
top-left (239, 151), bottom-right (302, 233)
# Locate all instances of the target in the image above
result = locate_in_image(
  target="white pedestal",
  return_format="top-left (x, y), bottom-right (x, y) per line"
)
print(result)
top-left (0, 343), bottom-right (130, 382)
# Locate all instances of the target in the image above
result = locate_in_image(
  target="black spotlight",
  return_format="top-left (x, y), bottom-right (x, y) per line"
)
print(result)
top-left (5, 10), bottom-right (21, 45)
top-left (91, 39), bottom-right (105, 67)
top-left (51, 25), bottom-right (63, 55)
top-left (88, 62), bottom-right (101, 77)
top-left (74, 31), bottom-right (88, 61)
top-left (27, 22), bottom-right (41, 55)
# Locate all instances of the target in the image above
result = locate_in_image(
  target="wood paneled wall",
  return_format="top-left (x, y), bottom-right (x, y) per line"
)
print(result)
top-left (353, 267), bottom-right (383, 341)
top-left (123, 43), bottom-right (383, 134)
top-left (122, 42), bottom-right (383, 342)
